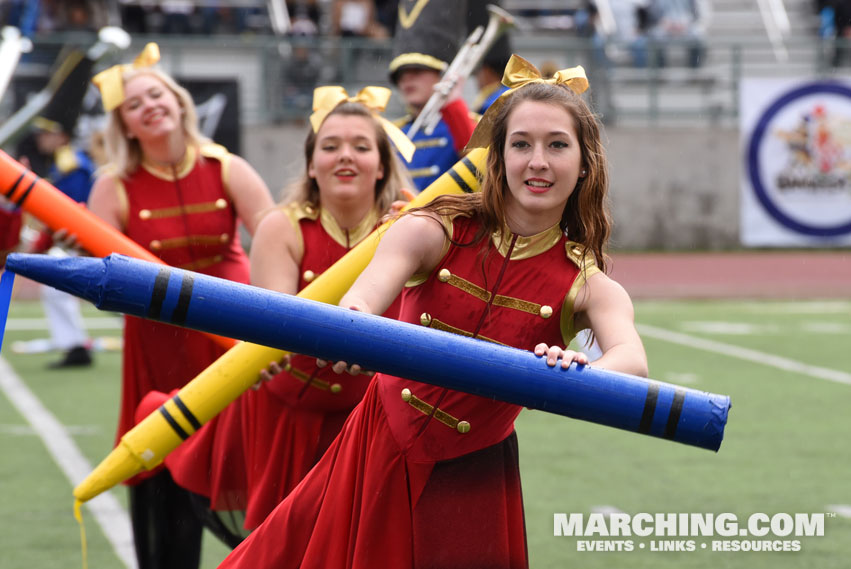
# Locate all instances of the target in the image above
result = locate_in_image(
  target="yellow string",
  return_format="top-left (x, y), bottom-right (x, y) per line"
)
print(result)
top-left (74, 499), bottom-right (89, 569)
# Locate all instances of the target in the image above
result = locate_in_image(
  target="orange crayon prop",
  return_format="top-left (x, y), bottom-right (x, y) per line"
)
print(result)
top-left (0, 150), bottom-right (236, 349)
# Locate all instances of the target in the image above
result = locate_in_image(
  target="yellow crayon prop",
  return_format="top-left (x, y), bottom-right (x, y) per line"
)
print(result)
top-left (73, 149), bottom-right (487, 502)
top-left (0, 150), bottom-right (236, 350)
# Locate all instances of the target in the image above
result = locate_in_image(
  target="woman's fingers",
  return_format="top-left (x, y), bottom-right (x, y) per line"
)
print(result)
top-left (535, 343), bottom-right (589, 368)
top-left (559, 350), bottom-right (589, 368)
top-left (330, 361), bottom-right (362, 375)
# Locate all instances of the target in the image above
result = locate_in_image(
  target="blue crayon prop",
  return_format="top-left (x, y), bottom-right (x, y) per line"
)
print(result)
top-left (0, 270), bottom-right (15, 351)
top-left (5, 252), bottom-right (731, 451)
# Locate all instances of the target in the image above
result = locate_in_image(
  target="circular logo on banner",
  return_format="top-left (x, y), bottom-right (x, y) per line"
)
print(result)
top-left (747, 82), bottom-right (851, 237)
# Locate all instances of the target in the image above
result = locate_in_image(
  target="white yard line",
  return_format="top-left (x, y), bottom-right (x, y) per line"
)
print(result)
top-left (637, 324), bottom-right (851, 386)
top-left (4, 317), bottom-right (122, 330)
top-left (0, 356), bottom-right (137, 569)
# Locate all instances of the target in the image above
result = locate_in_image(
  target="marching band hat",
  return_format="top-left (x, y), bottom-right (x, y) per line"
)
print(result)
top-left (32, 48), bottom-right (94, 135)
top-left (388, 0), bottom-right (466, 83)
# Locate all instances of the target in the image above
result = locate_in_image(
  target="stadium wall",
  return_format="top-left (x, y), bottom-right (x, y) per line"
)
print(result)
top-left (242, 124), bottom-right (742, 251)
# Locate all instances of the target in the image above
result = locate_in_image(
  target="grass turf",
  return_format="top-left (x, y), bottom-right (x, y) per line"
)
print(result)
top-left (1, 299), bottom-right (849, 568)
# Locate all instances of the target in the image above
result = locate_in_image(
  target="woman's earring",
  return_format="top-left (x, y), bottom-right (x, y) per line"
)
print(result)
top-left (580, 169), bottom-right (587, 176)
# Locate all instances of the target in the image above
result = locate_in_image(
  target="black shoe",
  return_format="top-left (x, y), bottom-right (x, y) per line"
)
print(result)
top-left (48, 346), bottom-right (93, 369)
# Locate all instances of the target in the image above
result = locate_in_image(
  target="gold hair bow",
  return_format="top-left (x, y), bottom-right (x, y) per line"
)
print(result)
top-left (465, 54), bottom-right (589, 151)
top-left (92, 43), bottom-right (161, 112)
top-left (309, 86), bottom-right (415, 163)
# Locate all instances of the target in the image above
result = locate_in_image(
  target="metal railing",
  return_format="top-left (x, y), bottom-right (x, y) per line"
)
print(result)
top-left (756, 0), bottom-right (791, 62)
top-left (2, 31), bottom-right (848, 129)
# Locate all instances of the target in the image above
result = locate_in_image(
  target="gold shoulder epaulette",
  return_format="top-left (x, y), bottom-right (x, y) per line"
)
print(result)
top-left (564, 241), bottom-right (597, 270)
top-left (392, 115), bottom-right (412, 128)
top-left (200, 142), bottom-right (229, 161)
top-left (54, 145), bottom-right (79, 174)
top-left (285, 200), bottom-right (320, 222)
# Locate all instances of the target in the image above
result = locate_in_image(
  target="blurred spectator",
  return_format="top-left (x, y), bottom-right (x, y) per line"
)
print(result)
top-left (647, 0), bottom-right (710, 68)
top-left (1, 0), bottom-right (41, 35)
top-left (290, 10), bottom-right (319, 36)
top-left (631, 3), bottom-right (653, 67)
top-left (827, 0), bottom-right (851, 66)
top-left (332, 0), bottom-right (388, 38)
top-left (161, 0), bottom-right (193, 34)
top-left (282, 13), bottom-right (321, 112)
top-left (374, 0), bottom-right (399, 36)
top-left (574, 1), bottom-right (609, 67)
top-left (119, 0), bottom-right (152, 34)
top-left (816, 0), bottom-right (837, 39)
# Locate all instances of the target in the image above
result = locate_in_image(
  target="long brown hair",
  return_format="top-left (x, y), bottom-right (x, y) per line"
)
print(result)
top-left (414, 82), bottom-right (612, 271)
top-left (280, 101), bottom-right (410, 214)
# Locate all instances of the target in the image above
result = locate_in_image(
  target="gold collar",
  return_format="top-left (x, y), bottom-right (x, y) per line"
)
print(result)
top-left (492, 222), bottom-right (563, 260)
top-left (320, 206), bottom-right (380, 249)
top-left (141, 145), bottom-right (197, 181)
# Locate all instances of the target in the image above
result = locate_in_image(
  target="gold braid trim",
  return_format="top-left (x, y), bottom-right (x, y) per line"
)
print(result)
top-left (440, 272), bottom-right (547, 317)
top-left (420, 314), bottom-right (506, 346)
top-left (492, 295), bottom-right (541, 314)
top-left (285, 365), bottom-right (334, 391)
top-left (178, 255), bottom-right (223, 271)
top-left (414, 138), bottom-right (448, 149)
top-left (139, 198), bottom-right (229, 220)
top-left (401, 388), bottom-right (469, 433)
top-left (152, 234), bottom-right (229, 250)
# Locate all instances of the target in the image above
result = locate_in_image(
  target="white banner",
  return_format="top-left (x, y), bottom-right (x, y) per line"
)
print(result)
top-left (740, 77), bottom-right (851, 246)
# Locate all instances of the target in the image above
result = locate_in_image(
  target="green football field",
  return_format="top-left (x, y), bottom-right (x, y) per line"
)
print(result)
top-left (1, 298), bottom-right (849, 568)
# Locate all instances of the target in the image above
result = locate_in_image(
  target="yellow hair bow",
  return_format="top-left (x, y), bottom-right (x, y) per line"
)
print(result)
top-left (92, 42), bottom-right (161, 112)
top-left (309, 86), bottom-right (416, 163)
top-left (465, 54), bottom-right (589, 151)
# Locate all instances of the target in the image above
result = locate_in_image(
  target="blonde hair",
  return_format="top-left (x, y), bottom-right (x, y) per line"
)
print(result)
top-left (101, 67), bottom-right (209, 178)
top-left (280, 101), bottom-right (411, 215)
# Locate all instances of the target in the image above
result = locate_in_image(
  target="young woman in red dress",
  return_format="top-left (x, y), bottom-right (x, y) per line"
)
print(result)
top-left (86, 43), bottom-right (274, 569)
top-left (218, 54), bottom-right (648, 569)
top-left (146, 86), bottom-right (414, 545)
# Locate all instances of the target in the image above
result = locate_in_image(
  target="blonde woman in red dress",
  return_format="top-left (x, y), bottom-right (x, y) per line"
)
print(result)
top-left (147, 86), bottom-right (414, 544)
top-left (86, 43), bottom-right (274, 569)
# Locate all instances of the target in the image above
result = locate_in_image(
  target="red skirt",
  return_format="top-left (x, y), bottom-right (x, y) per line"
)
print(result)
top-left (219, 379), bottom-right (528, 569)
top-left (120, 316), bottom-right (228, 485)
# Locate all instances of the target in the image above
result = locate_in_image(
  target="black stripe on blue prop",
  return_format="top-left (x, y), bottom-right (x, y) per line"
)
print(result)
top-left (171, 273), bottom-right (194, 325)
top-left (638, 382), bottom-right (660, 434)
top-left (158, 405), bottom-right (189, 440)
top-left (664, 388), bottom-right (686, 440)
top-left (148, 268), bottom-right (170, 319)
top-left (4, 172), bottom-right (24, 199)
top-left (172, 394), bottom-right (201, 430)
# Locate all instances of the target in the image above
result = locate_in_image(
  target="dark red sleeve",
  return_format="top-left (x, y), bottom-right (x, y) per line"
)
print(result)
top-left (30, 228), bottom-right (54, 254)
top-left (0, 209), bottom-right (22, 251)
top-left (440, 99), bottom-right (476, 152)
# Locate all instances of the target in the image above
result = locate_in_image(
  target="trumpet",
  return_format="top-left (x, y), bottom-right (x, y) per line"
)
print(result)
top-left (406, 4), bottom-right (514, 139)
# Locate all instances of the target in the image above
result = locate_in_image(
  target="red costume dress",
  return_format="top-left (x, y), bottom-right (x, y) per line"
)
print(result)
top-left (118, 143), bottom-right (250, 485)
top-left (164, 202), bottom-right (400, 530)
top-left (219, 214), bottom-right (600, 569)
